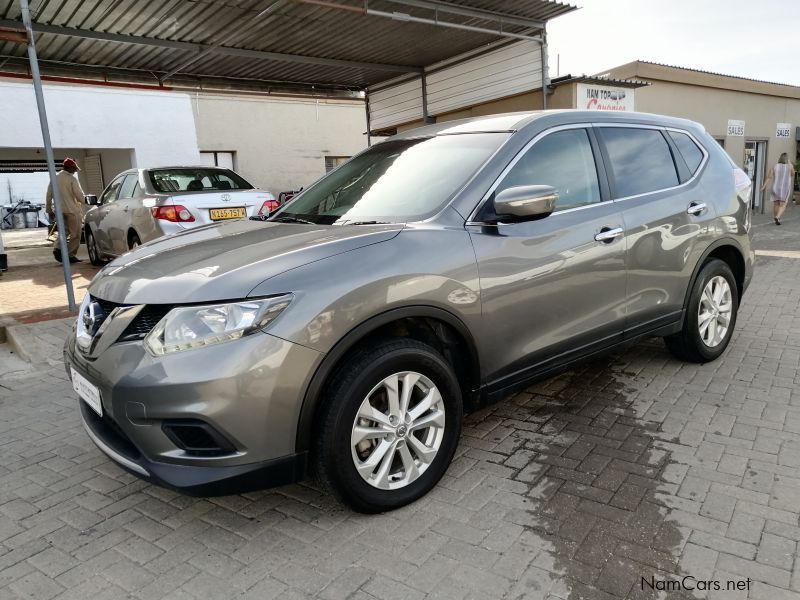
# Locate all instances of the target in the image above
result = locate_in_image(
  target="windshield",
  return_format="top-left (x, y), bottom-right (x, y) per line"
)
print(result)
top-left (273, 133), bottom-right (509, 224)
top-left (149, 168), bottom-right (254, 193)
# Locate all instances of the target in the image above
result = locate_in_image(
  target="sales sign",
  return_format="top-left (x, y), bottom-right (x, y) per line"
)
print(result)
top-left (776, 123), bottom-right (791, 138)
top-left (727, 120), bottom-right (745, 137)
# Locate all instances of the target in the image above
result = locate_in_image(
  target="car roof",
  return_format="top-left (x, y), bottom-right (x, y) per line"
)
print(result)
top-left (389, 109), bottom-right (705, 140)
top-left (143, 166), bottom-right (235, 171)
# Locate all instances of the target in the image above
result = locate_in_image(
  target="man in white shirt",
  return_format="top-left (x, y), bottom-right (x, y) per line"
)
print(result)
top-left (46, 157), bottom-right (85, 263)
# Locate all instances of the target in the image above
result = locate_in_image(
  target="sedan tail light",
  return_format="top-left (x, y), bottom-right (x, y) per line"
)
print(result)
top-left (151, 205), bottom-right (195, 222)
top-left (258, 199), bottom-right (280, 216)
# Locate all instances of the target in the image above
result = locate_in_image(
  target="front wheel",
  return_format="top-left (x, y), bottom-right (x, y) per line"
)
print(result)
top-left (86, 229), bottom-right (105, 266)
top-left (664, 258), bottom-right (738, 363)
top-left (315, 338), bottom-right (462, 513)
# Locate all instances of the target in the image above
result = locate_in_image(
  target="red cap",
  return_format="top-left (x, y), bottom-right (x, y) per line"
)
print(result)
top-left (63, 157), bottom-right (80, 171)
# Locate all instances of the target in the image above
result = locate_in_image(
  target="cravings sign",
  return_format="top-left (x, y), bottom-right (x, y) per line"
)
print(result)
top-left (577, 83), bottom-right (634, 111)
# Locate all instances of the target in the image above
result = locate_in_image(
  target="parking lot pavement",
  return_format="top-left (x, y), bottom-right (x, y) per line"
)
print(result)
top-left (1, 211), bottom-right (800, 600)
top-left (0, 228), bottom-right (95, 325)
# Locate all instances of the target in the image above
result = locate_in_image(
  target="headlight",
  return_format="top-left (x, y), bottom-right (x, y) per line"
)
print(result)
top-left (144, 294), bottom-right (292, 356)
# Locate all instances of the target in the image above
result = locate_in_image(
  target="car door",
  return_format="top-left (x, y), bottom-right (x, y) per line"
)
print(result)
top-left (595, 125), bottom-right (717, 336)
top-left (102, 174), bottom-right (141, 255)
top-left (92, 175), bottom-right (125, 255)
top-left (468, 125), bottom-right (628, 392)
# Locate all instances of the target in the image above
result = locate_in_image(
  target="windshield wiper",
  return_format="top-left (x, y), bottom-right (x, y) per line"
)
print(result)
top-left (347, 221), bottom-right (391, 226)
top-left (268, 216), bottom-right (315, 224)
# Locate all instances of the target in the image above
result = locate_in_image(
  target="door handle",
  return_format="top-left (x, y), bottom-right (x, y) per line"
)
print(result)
top-left (687, 202), bottom-right (707, 216)
top-left (595, 227), bottom-right (624, 243)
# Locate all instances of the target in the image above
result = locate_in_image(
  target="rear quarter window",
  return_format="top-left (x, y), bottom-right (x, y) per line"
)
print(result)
top-left (668, 130), bottom-right (705, 177)
top-left (599, 127), bottom-right (680, 198)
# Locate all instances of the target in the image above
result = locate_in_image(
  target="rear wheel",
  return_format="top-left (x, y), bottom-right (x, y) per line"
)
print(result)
top-left (664, 258), bottom-right (738, 363)
top-left (86, 229), bottom-right (105, 266)
top-left (315, 338), bottom-right (462, 513)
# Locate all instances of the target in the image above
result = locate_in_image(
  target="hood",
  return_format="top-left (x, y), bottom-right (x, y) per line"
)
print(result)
top-left (89, 219), bottom-right (403, 304)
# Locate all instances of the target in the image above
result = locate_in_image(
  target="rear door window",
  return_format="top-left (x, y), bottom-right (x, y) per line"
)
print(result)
top-left (668, 131), bottom-right (705, 178)
top-left (599, 127), bottom-right (680, 198)
top-left (495, 128), bottom-right (602, 212)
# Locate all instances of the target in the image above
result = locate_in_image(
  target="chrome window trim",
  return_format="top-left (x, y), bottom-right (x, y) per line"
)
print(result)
top-left (467, 122), bottom-right (599, 223)
top-left (592, 123), bottom-right (710, 204)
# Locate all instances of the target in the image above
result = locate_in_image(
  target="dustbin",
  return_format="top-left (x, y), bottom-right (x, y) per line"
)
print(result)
top-left (11, 211), bottom-right (26, 229)
top-left (24, 207), bottom-right (40, 228)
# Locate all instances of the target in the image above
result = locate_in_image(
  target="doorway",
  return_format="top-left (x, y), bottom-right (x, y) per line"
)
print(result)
top-left (744, 140), bottom-right (767, 212)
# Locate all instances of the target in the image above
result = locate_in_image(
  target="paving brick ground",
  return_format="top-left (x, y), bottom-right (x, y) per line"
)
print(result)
top-left (1, 208), bottom-right (800, 599)
top-left (0, 229), bottom-right (95, 324)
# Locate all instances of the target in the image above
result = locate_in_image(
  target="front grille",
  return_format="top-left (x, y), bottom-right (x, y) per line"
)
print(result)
top-left (118, 305), bottom-right (172, 342)
top-left (89, 295), bottom-right (172, 343)
top-left (93, 297), bottom-right (119, 318)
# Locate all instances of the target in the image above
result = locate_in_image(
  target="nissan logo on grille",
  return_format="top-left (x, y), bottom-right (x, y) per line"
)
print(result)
top-left (82, 301), bottom-right (106, 337)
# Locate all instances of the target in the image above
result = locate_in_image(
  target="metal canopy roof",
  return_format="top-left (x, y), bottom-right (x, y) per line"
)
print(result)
top-left (0, 0), bottom-right (575, 92)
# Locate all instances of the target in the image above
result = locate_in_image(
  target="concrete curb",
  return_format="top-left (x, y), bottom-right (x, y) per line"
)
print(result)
top-left (5, 324), bottom-right (37, 363)
top-left (4, 322), bottom-right (68, 366)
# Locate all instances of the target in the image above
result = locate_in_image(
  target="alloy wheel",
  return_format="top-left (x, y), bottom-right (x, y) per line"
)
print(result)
top-left (698, 275), bottom-right (732, 348)
top-left (351, 371), bottom-right (445, 490)
top-left (87, 232), bottom-right (96, 262)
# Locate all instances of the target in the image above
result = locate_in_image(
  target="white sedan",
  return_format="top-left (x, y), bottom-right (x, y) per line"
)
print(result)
top-left (82, 166), bottom-right (278, 265)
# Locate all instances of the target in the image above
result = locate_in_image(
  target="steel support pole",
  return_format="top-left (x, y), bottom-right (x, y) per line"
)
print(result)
top-left (365, 91), bottom-right (372, 147)
top-left (19, 0), bottom-right (76, 310)
top-left (420, 72), bottom-right (434, 124)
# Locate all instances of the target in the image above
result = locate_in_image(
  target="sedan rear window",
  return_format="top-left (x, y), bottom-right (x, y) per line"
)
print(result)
top-left (149, 168), bottom-right (253, 193)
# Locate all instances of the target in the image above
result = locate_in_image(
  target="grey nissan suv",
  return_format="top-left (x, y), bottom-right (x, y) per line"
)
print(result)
top-left (65, 110), bottom-right (754, 513)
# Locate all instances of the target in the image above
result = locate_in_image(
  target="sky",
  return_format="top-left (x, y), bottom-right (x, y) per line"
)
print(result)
top-left (547, 0), bottom-right (800, 86)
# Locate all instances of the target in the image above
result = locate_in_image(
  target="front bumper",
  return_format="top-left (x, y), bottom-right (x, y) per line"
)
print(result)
top-left (65, 326), bottom-right (322, 495)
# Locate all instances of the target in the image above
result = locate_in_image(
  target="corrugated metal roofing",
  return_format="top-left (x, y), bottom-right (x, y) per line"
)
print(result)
top-left (0, 0), bottom-right (576, 90)
top-left (633, 60), bottom-right (800, 89)
top-left (551, 74), bottom-right (649, 89)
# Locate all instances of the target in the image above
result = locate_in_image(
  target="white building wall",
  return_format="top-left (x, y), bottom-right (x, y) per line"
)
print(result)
top-left (0, 81), bottom-right (200, 167)
top-left (192, 93), bottom-right (367, 194)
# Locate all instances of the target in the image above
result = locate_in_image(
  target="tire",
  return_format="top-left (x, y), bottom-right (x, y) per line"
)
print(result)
top-left (315, 338), bottom-right (462, 513)
top-left (86, 229), bottom-right (105, 266)
top-left (664, 258), bottom-right (738, 363)
top-left (128, 232), bottom-right (141, 250)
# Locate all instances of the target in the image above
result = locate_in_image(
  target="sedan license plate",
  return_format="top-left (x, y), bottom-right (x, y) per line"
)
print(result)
top-left (209, 207), bottom-right (246, 221)
top-left (71, 367), bottom-right (102, 416)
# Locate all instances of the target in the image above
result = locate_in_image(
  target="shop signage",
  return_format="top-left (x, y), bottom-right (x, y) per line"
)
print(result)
top-left (776, 123), bottom-right (791, 138)
top-left (576, 83), bottom-right (634, 111)
top-left (727, 120), bottom-right (745, 137)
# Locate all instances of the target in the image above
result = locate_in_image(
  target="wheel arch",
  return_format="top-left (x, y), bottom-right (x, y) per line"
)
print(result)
top-left (295, 305), bottom-right (481, 453)
top-left (684, 239), bottom-right (746, 313)
top-left (127, 228), bottom-right (140, 246)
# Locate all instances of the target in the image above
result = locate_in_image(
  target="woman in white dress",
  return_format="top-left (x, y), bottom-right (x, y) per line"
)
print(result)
top-left (762, 153), bottom-right (795, 225)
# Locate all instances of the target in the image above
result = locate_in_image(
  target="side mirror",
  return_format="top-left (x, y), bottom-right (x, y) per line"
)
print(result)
top-left (493, 185), bottom-right (558, 221)
top-left (84, 195), bottom-right (100, 206)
